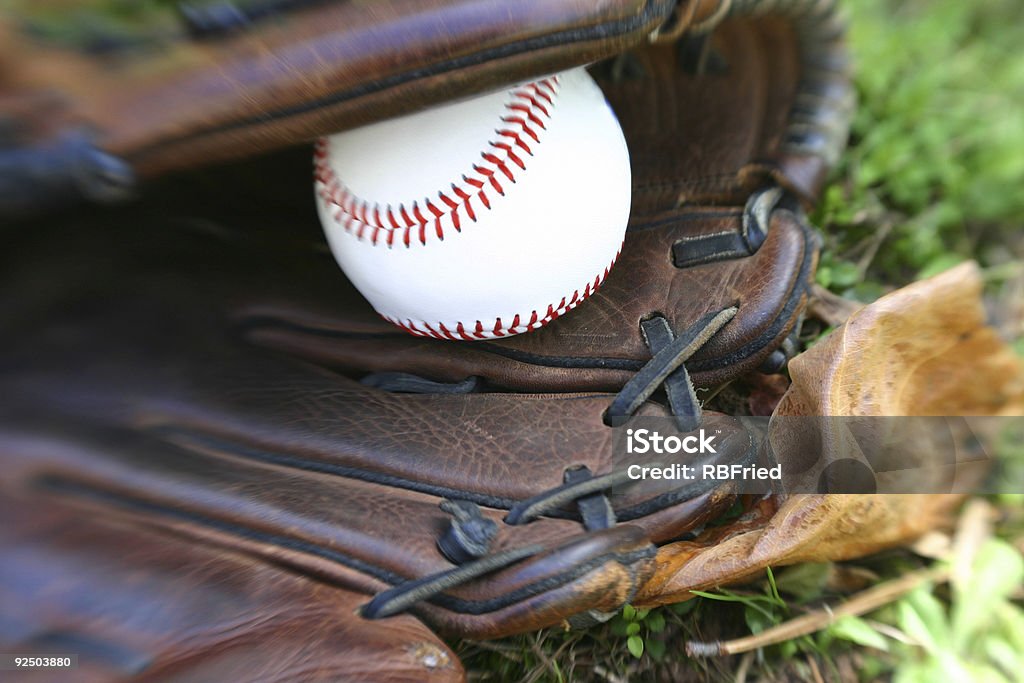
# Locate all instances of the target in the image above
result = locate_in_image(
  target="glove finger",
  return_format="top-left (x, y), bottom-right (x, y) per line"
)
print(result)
top-left (1, 0), bottom-right (672, 213)
top-left (1, 217), bottom-right (749, 540)
top-left (2, 200), bottom-right (754, 541)
top-left (1, 415), bottom-right (658, 640)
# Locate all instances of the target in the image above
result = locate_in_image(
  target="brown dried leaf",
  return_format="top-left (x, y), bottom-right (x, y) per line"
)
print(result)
top-left (784, 262), bottom-right (1024, 417)
top-left (637, 263), bottom-right (1024, 605)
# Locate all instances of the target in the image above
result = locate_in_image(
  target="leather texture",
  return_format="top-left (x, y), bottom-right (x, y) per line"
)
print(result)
top-left (0, 0), bottom-right (674, 212)
top-left (0, 492), bottom-right (464, 682)
top-left (0, 0), bottom-right (850, 215)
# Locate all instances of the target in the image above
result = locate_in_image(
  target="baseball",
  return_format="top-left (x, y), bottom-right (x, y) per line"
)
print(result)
top-left (314, 67), bottom-right (631, 340)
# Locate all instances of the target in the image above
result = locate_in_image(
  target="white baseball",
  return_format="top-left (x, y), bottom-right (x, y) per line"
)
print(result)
top-left (314, 67), bottom-right (631, 340)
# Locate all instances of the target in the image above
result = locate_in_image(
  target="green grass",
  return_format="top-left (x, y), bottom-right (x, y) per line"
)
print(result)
top-left (1, 0), bottom-right (184, 49)
top-left (816, 0), bottom-right (1024, 302)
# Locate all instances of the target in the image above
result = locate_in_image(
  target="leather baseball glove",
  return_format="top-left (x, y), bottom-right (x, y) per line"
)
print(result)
top-left (0, 0), bottom-right (852, 678)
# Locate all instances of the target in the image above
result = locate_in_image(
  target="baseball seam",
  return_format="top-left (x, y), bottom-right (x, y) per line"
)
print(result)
top-left (314, 76), bottom-right (560, 248)
top-left (379, 245), bottom-right (622, 340)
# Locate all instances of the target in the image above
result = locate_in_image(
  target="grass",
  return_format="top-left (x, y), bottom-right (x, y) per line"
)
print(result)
top-left (815, 0), bottom-right (1024, 306)
top-left (2, 0), bottom-right (184, 49)
top-left (462, 0), bottom-right (1024, 680)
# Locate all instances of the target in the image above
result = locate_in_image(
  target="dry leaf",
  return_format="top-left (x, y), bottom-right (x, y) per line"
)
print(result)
top-left (637, 262), bottom-right (1024, 605)
top-left (785, 262), bottom-right (1024, 417)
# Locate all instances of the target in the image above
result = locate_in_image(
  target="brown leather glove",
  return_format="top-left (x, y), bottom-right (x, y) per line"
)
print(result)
top-left (0, 0), bottom-right (852, 675)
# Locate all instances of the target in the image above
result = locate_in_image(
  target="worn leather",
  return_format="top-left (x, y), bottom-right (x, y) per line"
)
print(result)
top-left (0, 0), bottom-right (850, 215)
top-left (0, 198), bottom-right (752, 639)
top-left (0, 0), bottom-right (673, 205)
top-left (0, 492), bottom-right (464, 682)
top-left (240, 199), bottom-right (816, 394)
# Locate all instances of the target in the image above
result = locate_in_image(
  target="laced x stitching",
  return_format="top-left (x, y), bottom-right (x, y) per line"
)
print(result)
top-left (605, 307), bottom-right (738, 431)
top-left (357, 182), bottom-right (805, 620)
top-left (362, 308), bottom-right (740, 618)
top-left (361, 468), bottom-right (637, 619)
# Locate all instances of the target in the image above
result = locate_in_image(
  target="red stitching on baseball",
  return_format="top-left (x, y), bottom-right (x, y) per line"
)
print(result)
top-left (379, 245), bottom-right (622, 341)
top-left (315, 75), bottom-right (560, 248)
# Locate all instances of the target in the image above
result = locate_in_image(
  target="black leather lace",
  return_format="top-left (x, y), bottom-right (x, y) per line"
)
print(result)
top-left (603, 307), bottom-right (738, 432)
top-left (361, 303), bottom-right (741, 437)
top-left (362, 466), bottom-right (640, 619)
top-left (356, 192), bottom-right (792, 617)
